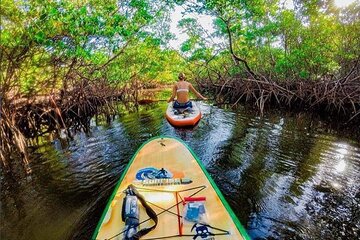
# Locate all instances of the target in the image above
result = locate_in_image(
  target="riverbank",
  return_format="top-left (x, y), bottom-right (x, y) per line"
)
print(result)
top-left (1, 77), bottom-right (359, 172)
top-left (198, 70), bottom-right (360, 126)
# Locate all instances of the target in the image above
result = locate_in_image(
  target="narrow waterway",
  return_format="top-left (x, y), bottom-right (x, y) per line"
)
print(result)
top-left (1, 102), bottom-right (359, 239)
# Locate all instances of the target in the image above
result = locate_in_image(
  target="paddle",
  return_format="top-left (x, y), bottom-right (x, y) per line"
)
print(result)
top-left (137, 98), bottom-right (214, 105)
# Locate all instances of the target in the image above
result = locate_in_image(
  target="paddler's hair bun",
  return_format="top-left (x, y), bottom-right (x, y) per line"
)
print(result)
top-left (178, 73), bottom-right (186, 80)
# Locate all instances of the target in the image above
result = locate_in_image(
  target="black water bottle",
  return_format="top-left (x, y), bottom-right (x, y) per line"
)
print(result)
top-left (122, 194), bottom-right (139, 240)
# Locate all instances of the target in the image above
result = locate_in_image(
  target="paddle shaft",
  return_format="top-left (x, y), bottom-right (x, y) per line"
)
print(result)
top-left (137, 98), bottom-right (214, 104)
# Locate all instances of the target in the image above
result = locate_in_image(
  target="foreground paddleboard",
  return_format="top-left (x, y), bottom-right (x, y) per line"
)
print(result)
top-left (165, 102), bottom-right (201, 127)
top-left (93, 136), bottom-right (250, 240)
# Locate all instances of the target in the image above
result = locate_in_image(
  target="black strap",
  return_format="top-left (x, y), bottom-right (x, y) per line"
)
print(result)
top-left (127, 184), bottom-right (158, 240)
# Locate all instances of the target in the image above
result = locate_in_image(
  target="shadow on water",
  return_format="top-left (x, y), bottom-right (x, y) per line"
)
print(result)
top-left (1, 101), bottom-right (359, 239)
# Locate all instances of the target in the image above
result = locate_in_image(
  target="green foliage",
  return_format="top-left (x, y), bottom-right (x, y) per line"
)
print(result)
top-left (1, 0), bottom-right (359, 98)
top-left (0, 0), bottom-right (177, 96)
top-left (187, 0), bottom-right (359, 81)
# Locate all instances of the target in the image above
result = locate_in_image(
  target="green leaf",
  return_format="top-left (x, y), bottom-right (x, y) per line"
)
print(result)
top-left (34, 31), bottom-right (46, 44)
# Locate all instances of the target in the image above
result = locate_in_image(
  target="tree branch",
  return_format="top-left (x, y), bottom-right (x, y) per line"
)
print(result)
top-left (219, 16), bottom-right (258, 80)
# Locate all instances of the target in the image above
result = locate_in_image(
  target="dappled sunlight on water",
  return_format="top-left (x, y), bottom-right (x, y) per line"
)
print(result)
top-left (1, 101), bottom-right (359, 239)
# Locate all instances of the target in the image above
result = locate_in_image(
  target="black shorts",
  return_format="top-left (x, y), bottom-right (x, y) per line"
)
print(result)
top-left (173, 101), bottom-right (192, 109)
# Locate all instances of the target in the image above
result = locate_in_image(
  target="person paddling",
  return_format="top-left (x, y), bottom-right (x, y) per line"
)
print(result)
top-left (167, 73), bottom-right (207, 108)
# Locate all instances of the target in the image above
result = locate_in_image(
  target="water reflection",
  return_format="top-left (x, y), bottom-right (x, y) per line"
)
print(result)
top-left (1, 102), bottom-right (359, 240)
top-left (335, 159), bottom-right (346, 173)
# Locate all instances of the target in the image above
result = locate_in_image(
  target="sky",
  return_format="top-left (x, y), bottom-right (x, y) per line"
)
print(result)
top-left (334, 0), bottom-right (358, 7)
top-left (168, 0), bottom-right (358, 50)
top-left (168, 5), bottom-right (216, 50)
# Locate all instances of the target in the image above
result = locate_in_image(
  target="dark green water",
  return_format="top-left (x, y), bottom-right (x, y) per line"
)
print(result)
top-left (1, 102), bottom-right (359, 239)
